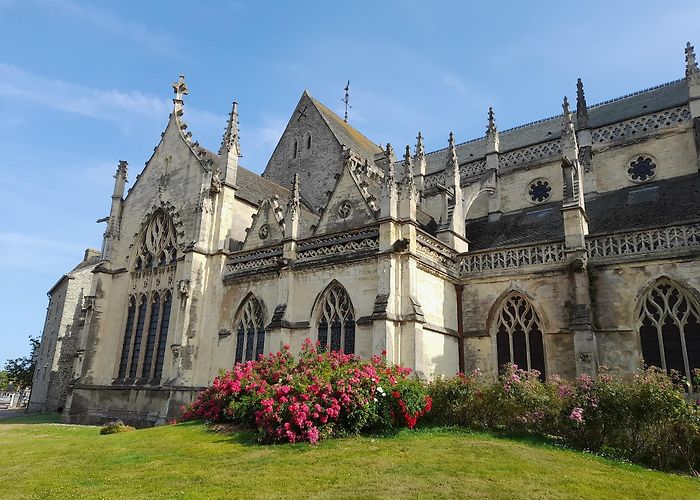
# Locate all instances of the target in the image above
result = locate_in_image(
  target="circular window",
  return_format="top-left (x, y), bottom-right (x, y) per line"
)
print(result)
top-left (628, 155), bottom-right (656, 182)
top-left (528, 179), bottom-right (552, 203)
top-left (338, 200), bottom-right (352, 219)
top-left (258, 224), bottom-right (269, 240)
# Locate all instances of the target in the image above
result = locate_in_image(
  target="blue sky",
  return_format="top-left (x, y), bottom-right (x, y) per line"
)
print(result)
top-left (1, 0), bottom-right (698, 365)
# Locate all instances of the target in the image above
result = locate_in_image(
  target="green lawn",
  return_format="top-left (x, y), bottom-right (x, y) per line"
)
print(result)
top-left (0, 415), bottom-right (698, 499)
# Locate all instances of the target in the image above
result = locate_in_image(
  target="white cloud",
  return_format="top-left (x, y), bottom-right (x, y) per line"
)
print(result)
top-left (33, 0), bottom-right (176, 55)
top-left (0, 63), bottom-right (170, 122)
top-left (241, 115), bottom-right (287, 173)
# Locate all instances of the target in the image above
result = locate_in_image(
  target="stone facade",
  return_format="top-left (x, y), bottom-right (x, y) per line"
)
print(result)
top-left (31, 45), bottom-right (700, 426)
top-left (28, 249), bottom-right (100, 412)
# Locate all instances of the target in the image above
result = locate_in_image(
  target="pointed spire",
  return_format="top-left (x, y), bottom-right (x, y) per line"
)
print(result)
top-left (285, 173), bottom-right (300, 239)
top-left (415, 131), bottom-right (425, 158)
top-left (486, 107), bottom-right (500, 154)
top-left (113, 161), bottom-right (128, 199)
top-left (576, 78), bottom-right (589, 129)
top-left (686, 42), bottom-right (700, 78)
top-left (562, 96), bottom-right (578, 154)
top-left (402, 145), bottom-right (416, 192)
top-left (220, 101), bottom-right (240, 186)
top-left (221, 101), bottom-right (241, 156)
top-left (380, 143), bottom-right (398, 218)
top-left (446, 132), bottom-right (460, 186)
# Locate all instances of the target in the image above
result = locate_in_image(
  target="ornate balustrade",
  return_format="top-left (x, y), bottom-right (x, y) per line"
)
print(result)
top-left (591, 105), bottom-right (691, 143)
top-left (499, 139), bottom-right (562, 169)
top-left (587, 223), bottom-right (700, 261)
top-left (296, 227), bottom-right (379, 262)
top-left (415, 231), bottom-right (459, 273)
top-left (460, 241), bottom-right (567, 276)
top-left (225, 245), bottom-right (283, 275)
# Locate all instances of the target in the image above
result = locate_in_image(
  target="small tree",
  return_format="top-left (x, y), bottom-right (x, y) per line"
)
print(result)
top-left (4, 336), bottom-right (40, 390)
top-left (0, 371), bottom-right (8, 391)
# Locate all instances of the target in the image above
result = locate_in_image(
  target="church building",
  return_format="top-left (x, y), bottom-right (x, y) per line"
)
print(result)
top-left (30, 44), bottom-right (700, 426)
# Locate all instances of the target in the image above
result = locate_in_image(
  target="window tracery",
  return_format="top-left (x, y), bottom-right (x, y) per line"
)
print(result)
top-left (234, 295), bottom-right (266, 363)
top-left (134, 209), bottom-right (177, 271)
top-left (494, 292), bottom-right (546, 379)
top-left (316, 282), bottom-right (355, 354)
top-left (628, 155), bottom-right (656, 182)
top-left (638, 278), bottom-right (700, 382)
top-left (528, 179), bottom-right (552, 203)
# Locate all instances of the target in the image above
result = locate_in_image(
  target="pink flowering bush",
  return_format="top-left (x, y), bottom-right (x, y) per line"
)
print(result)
top-left (181, 339), bottom-right (431, 444)
top-left (427, 365), bottom-right (700, 474)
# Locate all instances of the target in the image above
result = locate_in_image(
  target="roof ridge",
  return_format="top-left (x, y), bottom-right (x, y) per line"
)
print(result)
top-left (308, 95), bottom-right (382, 155)
top-left (587, 78), bottom-right (684, 110)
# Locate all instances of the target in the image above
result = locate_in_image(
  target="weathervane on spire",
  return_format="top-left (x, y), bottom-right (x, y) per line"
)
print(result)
top-left (342, 80), bottom-right (351, 123)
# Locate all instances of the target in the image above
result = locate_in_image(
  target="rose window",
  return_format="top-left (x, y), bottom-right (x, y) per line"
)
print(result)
top-left (528, 179), bottom-right (552, 203)
top-left (338, 200), bottom-right (352, 219)
top-left (258, 224), bottom-right (269, 240)
top-left (628, 156), bottom-right (656, 182)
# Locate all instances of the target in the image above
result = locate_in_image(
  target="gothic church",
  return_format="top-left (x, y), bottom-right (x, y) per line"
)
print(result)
top-left (30, 44), bottom-right (700, 426)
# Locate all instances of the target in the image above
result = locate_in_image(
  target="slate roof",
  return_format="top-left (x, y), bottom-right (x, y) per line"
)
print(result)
top-left (308, 94), bottom-right (383, 163)
top-left (424, 79), bottom-right (689, 174)
top-left (465, 173), bottom-right (700, 251)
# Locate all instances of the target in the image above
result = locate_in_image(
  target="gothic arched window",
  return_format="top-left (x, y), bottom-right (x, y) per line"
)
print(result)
top-left (234, 295), bottom-right (266, 364)
top-left (316, 282), bottom-right (355, 354)
top-left (128, 295), bottom-right (148, 379)
top-left (117, 297), bottom-right (136, 379)
top-left (493, 292), bottom-right (546, 379)
top-left (133, 209), bottom-right (177, 271)
top-left (638, 278), bottom-right (700, 382)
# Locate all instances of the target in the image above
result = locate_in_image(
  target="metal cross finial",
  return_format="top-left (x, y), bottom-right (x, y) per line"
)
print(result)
top-left (172, 75), bottom-right (188, 101)
top-left (342, 80), bottom-right (351, 123)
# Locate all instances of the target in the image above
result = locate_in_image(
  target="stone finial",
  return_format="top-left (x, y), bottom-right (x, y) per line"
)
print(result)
top-left (686, 42), bottom-right (699, 78)
top-left (402, 145), bottom-right (416, 191)
top-left (446, 132), bottom-right (460, 185)
top-left (112, 160), bottom-right (128, 198)
top-left (116, 160), bottom-right (128, 179)
top-left (562, 96), bottom-right (576, 139)
top-left (172, 75), bottom-right (188, 102)
top-left (486, 107), bottom-right (499, 154)
top-left (380, 143), bottom-right (398, 218)
top-left (576, 78), bottom-right (589, 129)
top-left (415, 131), bottom-right (425, 158)
top-left (221, 101), bottom-right (241, 156)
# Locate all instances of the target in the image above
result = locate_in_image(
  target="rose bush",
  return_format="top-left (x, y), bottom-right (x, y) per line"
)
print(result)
top-left (426, 364), bottom-right (700, 474)
top-left (181, 339), bottom-right (431, 444)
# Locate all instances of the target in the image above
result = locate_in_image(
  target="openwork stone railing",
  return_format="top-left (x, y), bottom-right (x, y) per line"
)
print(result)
top-left (296, 227), bottom-right (379, 262)
top-left (460, 241), bottom-right (567, 275)
top-left (499, 139), bottom-right (562, 169)
top-left (225, 245), bottom-right (283, 275)
top-left (587, 224), bottom-right (700, 261)
top-left (416, 231), bottom-right (459, 272)
top-left (591, 105), bottom-right (691, 143)
top-left (424, 159), bottom-right (488, 189)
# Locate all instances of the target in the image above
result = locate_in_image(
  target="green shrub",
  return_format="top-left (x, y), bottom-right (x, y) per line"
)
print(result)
top-left (100, 420), bottom-right (135, 435)
top-left (427, 365), bottom-right (700, 474)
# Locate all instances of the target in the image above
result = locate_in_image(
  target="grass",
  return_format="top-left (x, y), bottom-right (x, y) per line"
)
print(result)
top-left (0, 415), bottom-right (698, 499)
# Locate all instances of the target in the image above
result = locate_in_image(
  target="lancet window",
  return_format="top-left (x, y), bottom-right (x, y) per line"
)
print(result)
top-left (494, 292), bottom-right (546, 380)
top-left (234, 295), bottom-right (266, 364)
top-left (117, 291), bottom-right (173, 382)
top-left (316, 282), bottom-right (355, 354)
top-left (638, 279), bottom-right (700, 383)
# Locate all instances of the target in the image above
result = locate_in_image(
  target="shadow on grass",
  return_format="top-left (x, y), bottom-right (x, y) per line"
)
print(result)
top-left (0, 412), bottom-right (62, 425)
